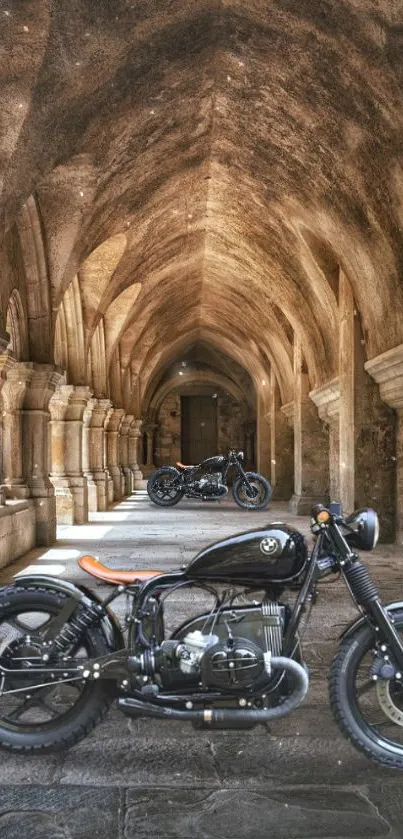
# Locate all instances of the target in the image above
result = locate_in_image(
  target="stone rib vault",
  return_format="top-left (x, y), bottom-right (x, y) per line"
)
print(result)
top-left (0, 0), bottom-right (403, 563)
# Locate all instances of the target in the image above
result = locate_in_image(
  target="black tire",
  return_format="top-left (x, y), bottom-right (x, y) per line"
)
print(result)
top-left (232, 472), bottom-right (272, 510)
top-left (147, 467), bottom-right (184, 507)
top-left (329, 610), bottom-right (403, 768)
top-left (0, 585), bottom-right (114, 753)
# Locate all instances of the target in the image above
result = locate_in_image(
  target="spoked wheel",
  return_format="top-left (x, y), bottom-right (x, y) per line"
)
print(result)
top-left (232, 472), bottom-right (272, 510)
top-left (0, 586), bottom-right (113, 752)
top-left (329, 610), bottom-right (403, 768)
top-left (147, 468), bottom-right (184, 507)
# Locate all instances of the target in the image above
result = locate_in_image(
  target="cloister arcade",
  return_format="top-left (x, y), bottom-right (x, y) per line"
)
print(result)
top-left (1, 1), bottom-right (403, 568)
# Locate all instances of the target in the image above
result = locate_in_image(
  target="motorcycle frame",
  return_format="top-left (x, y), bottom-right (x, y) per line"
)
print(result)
top-left (6, 517), bottom-right (403, 696)
top-left (179, 451), bottom-right (252, 494)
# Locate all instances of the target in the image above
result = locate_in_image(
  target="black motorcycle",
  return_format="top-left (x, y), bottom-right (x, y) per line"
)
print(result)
top-left (147, 449), bottom-right (272, 510)
top-left (1, 504), bottom-right (403, 767)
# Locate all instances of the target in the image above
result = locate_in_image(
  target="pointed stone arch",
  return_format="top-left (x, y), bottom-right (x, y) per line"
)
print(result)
top-left (6, 289), bottom-right (27, 361)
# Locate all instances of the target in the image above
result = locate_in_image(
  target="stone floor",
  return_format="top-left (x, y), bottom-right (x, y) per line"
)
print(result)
top-left (0, 492), bottom-right (403, 838)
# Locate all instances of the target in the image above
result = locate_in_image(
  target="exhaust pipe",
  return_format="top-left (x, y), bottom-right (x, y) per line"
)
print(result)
top-left (118, 656), bottom-right (308, 727)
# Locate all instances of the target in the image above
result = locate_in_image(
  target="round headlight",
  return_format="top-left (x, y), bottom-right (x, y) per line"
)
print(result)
top-left (238, 450), bottom-right (244, 461)
top-left (344, 508), bottom-right (379, 551)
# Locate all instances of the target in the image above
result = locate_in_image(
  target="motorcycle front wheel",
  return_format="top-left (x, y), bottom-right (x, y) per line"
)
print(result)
top-left (147, 467), bottom-right (185, 506)
top-left (232, 471), bottom-right (272, 510)
top-left (329, 610), bottom-right (403, 768)
top-left (0, 586), bottom-right (114, 753)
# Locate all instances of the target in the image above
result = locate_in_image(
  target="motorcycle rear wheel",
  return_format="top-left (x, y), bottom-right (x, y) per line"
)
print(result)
top-left (232, 472), bottom-right (272, 510)
top-left (147, 467), bottom-right (184, 506)
top-left (329, 610), bottom-right (403, 768)
top-left (0, 586), bottom-right (114, 753)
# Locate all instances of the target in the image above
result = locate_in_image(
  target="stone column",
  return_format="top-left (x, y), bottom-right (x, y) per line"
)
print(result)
top-left (128, 419), bottom-right (143, 489)
top-left (269, 370), bottom-right (294, 500)
top-left (256, 389), bottom-right (271, 477)
top-left (22, 365), bottom-right (64, 545)
top-left (120, 414), bottom-right (133, 495)
top-left (0, 337), bottom-right (13, 504)
top-left (49, 385), bottom-right (91, 524)
top-left (244, 426), bottom-right (254, 468)
top-left (142, 422), bottom-right (157, 477)
top-left (310, 378), bottom-right (340, 503)
top-left (1, 363), bottom-right (33, 500)
top-left (84, 398), bottom-right (112, 512)
top-left (339, 270), bottom-right (355, 514)
top-left (289, 336), bottom-right (329, 514)
top-left (105, 407), bottom-right (125, 500)
top-left (365, 345), bottom-right (403, 544)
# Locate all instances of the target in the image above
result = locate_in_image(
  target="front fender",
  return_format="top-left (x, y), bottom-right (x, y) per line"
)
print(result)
top-left (5, 574), bottom-right (125, 651)
top-left (340, 601), bottom-right (403, 640)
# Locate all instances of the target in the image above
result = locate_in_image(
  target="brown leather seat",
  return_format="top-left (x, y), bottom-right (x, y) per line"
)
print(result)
top-left (78, 555), bottom-right (163, 585)
top-left (176, 461), bottom-right (193, 470)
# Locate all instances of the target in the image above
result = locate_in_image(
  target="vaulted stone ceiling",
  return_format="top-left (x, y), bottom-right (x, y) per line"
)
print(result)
top-left (3, 0), bottom-right (403, 407)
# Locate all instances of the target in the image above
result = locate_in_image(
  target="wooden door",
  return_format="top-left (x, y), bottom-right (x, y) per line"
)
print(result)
top-left (181, 396), bottom-right (217, 464)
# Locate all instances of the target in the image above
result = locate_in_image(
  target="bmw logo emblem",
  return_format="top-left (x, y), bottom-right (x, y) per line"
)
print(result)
top-left (260, 537), bottom-right (279, 556)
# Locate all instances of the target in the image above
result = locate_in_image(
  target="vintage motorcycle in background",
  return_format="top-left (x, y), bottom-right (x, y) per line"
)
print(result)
top-left (1, 503), bottom-right (403, 767)
top-left (146, 449), bottom-right (272, 510)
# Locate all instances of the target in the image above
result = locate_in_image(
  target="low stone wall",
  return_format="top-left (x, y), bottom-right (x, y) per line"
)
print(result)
top-left (0, 501), bottom-right (36, 570)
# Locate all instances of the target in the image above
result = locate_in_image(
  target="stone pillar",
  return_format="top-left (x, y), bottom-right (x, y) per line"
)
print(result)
top-left (309, 378), bottom-right (340, 503)
top-left (244, 426), bottom-right (254, 468)
top-left (256, 389), bottom-right (271, 477)
top-left (84, 398), bottom-right (112, 512)
top-left (142, 422), bottom-right (157, 477)
top-left (289, 336), bottom-right (329, 514)
top-left (1, 363), bottom-right (32, 500)
top-left (339, 270), bottom-right (355, 514)
top-left (49, 385), bottom-right (91, 524)
top-left (0, 337), bottom-right (13, 504)
top-left (120, 414), bottom-right (133, 495)
top-left (269, 370), bottom-right (294, 500)
top-left (365, 345), bottom-right (403, 543)
top-left (22, 365), bottom-right (64, 545)
top-left (105, 408), bottom-right (125, 500)
top-left (129, 419), bottom-right (143, 489)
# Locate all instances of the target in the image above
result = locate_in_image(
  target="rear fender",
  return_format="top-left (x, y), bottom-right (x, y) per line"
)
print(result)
top-left (340, 601), bottom-right (403, 640)
top-left (3, 574), bottom-right (125, 651)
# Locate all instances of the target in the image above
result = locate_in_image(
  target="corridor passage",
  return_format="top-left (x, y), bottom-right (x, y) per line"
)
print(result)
top-left (0, 493), bottom-right (402, 838)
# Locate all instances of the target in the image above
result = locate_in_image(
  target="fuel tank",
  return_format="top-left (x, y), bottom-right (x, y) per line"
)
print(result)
top-left (186, 523), bottom-right (308, 585)
top-left (200, 455), bottom-right (226, 473)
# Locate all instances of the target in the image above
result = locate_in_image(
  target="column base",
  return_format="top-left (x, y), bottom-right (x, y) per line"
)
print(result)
top-left (86, 472), bottom-right (108, 513)
top-left (288, 494), bottom-right (328, 515)
top-left (3, 483), bottom-right (30, 500)
top-left (141, 464), bottom-right (155, 478)
top-left (109, 466), bottom-right (123, 501)
top-left (123, 467), bottom-right (132, 495)
top-left (50, 476), bottom-right (89, 525)
top-left (31, 494), bottom-right (57, 545)
top-left (131, 467), bottom-right (144, 489)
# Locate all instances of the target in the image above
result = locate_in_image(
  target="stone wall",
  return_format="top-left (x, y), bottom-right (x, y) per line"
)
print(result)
top-left (0, 501), bottom-right (36, 570)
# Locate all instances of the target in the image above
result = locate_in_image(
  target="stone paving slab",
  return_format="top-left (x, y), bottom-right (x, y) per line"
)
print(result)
top-left (0, 495), bottom-right (403, 837)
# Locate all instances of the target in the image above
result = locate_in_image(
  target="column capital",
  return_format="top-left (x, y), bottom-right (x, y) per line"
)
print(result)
top-left (280, 401), bottom-right (294, 428)
top-left (309, 377), bottom-right (340, 423)
top-left (23, 364), bottom-right (65, 411)
top-left (1, 362), bottom-right (35, 410)
top-left (89, 398), bottom-right (112, 427)
top-left (49, 385), bottom-right (74, 420)
top-left (120, 414), bottom-right (134, 436)
top-left (129, 418), bottom-right (143, 437)
top-left (0, 345), bottom-right (16, 389)
top-left (365, 345), bottom-right (403, 410)
top-left (105, 407), bottom-right (125, 432)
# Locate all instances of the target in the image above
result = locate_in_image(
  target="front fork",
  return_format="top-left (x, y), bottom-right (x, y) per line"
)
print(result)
top-left (342, 557), bottom-right (403, 673)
